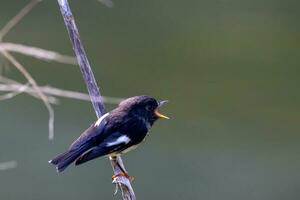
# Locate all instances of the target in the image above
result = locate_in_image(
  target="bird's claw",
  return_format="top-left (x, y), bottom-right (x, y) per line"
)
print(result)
top-left (112, 172), bottom-right (134, 182)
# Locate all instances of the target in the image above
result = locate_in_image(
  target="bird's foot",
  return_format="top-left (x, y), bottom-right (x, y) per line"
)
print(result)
top-left (112, 172), bottom-right (134, 182)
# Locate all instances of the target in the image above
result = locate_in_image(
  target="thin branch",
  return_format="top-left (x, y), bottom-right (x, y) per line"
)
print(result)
top-left (39, 85), bottom-right (123, 104)
top-left (0, 76), bottom-right (58, 104)
top-left (57, 0), bottom-right (105, 116)
top-left (0, 75), bottom-right (23, 84)
top-left (57, 0), bottom-right (136, 199)
top-left (0, 50), bottom-right (55, 140)
top-left (0, 0), bottom-right (41, 41)
top-left (0, 82), bottom-right (29, 101)
top-left (0, 160), bottom-right (17, 171)
top-left (97, 0), bottom-right (114, 8)
top-left (0, 43), bottom-right (76, 65)
top-left (110, 156), bottom-right (136, 199)
top-left (0, 82), bottom-right (123, 104)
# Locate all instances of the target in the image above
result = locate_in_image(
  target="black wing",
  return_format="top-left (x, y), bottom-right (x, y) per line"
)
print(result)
top-left (69, 113), bottom-right (109, 150)
top-left (75, 131), bottom-right (130, 165)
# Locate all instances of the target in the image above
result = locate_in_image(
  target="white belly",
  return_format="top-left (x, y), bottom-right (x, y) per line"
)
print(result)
top-left (120, 145), bottom-right (139, 154)
top-left (107, 144), bottom-right (139, 157)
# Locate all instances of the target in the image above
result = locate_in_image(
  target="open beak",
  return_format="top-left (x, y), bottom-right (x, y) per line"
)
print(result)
top-left (154, 100), bottom-right (170, 119)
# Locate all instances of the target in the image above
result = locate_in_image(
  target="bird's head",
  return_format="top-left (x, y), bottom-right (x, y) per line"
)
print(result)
top-left (118, 95), bottom-right (169, 125)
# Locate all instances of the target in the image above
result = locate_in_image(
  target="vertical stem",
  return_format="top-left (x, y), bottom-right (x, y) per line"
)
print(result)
top-left (57, 0), bottom-right (105, 117)
top-left (56, 1), bottom-right (136, 199)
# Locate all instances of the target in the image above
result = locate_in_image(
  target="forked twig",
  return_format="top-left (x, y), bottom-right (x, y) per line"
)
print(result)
top-left (0, 50), bottom-right (55, 140)
top-left (57, 0), bottom-right (136, 199)
top-left (0, 0), bottom-right (56, 139)
top-left (0, 76), bottom-right (58, 104)
top-left (0, 0), bottom-right (122, 140)
top-left (0, 82), bottom-right (123, 104)
top-left (0, 82), bottom-right (29, 101)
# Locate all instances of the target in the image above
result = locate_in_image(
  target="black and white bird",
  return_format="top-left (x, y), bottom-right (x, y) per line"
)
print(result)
top-left (49, 95), bottom-right (169, 176)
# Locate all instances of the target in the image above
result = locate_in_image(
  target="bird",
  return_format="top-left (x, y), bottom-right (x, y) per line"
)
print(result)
top-left (49, 95), bottom-right (169, 178)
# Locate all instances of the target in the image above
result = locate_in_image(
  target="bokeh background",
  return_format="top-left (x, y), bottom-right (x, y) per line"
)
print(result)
top-left (1, 0), bottom-right (300, 199)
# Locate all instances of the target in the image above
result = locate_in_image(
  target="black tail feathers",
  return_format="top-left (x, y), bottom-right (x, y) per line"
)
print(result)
top-left (74, 149), bottom-right (94, 166)
top-left (49, 149), bottom-right (84, 172)
top-left (75, 147), bottom-right (106, 166)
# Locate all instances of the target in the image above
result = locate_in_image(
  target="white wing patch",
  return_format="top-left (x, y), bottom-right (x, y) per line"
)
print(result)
top-left (94, 113), bottom-right (109, 127)
top-left (106, 135), bottom-right (131, 147)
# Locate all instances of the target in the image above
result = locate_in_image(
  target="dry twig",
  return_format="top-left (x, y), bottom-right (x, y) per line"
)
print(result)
top-left (0, 50), bottom-right (55, 140)
top-left (0, 82), bottom-right (29, 101)
top-left (0, 82), bottom-right (123, 104)
top-left (97, 0), bottom-right (114, 8)
top-left (0, 43), bottom-right (76, 65)
top-left (57, 0), bottom-right (136, 199)
top-left (0, 76), bottom-right (58, 104)
top-left (0, 160), bottom-right (17, 171)
top-left (0, 0), bottom-right (122, 140)
top-left (0, 0), bottom-right (56, 139)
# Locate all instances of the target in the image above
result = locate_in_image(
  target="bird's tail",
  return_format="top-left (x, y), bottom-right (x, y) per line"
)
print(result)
top-left (75, 147), bottom-right (106, 166)
top-left (49, 148), bottom-right (85, 173)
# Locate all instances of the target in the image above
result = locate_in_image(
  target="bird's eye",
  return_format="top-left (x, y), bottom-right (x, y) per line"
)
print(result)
top-left (145, 105), bottom-right (153, 111)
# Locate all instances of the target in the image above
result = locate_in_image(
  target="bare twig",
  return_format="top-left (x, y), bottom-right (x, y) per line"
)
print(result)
top-left (0, 75), bottom-right (22, 84)
top-left (0, 50), bottom-right (55, 140)
top-left (0, 76), bottom-right (58, 104)
top-left (0, 0), bottom-right (41, 41)
top-left (38, 85), bottom-right (123, 104)
top-left (110, 156), bottom-right (135, 199)
top-left (0, 0), bottom-right (120, 141)
top-left (0, 0), bottom-right (55, 139)
top-left (0, 83), bottom-right (123, 104)
top-left (0, 43), bottom-right (76, 65)
top-left (0, 160), bottom-right (17, 171)
top-left (0, 82), bottom-right (29, 101)
top-left (57, 0), bottom-right (136, 199)
top-left (57, 0), bottom-right (105, 115)
top-left (97, 0), bottom-right (114, 8)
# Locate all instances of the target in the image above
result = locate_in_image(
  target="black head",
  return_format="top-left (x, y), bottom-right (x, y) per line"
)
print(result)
top-left (118, 95), bottom-right (169, 125)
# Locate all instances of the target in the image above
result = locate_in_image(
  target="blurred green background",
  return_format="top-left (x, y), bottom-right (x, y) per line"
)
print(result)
top-left (1, 0), bottom-right (300, 199)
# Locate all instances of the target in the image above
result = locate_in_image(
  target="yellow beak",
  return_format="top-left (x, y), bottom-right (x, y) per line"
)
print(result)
top-left (154, 109), bottom-right (170, 119)
top-left (154, 100), bottom-right (170, 119)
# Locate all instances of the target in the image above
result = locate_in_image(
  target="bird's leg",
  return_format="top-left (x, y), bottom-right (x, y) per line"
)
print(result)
top-left (110, 156), bottom-right (134, 181)
top-left (116, 160), bottom-right (127, 174)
